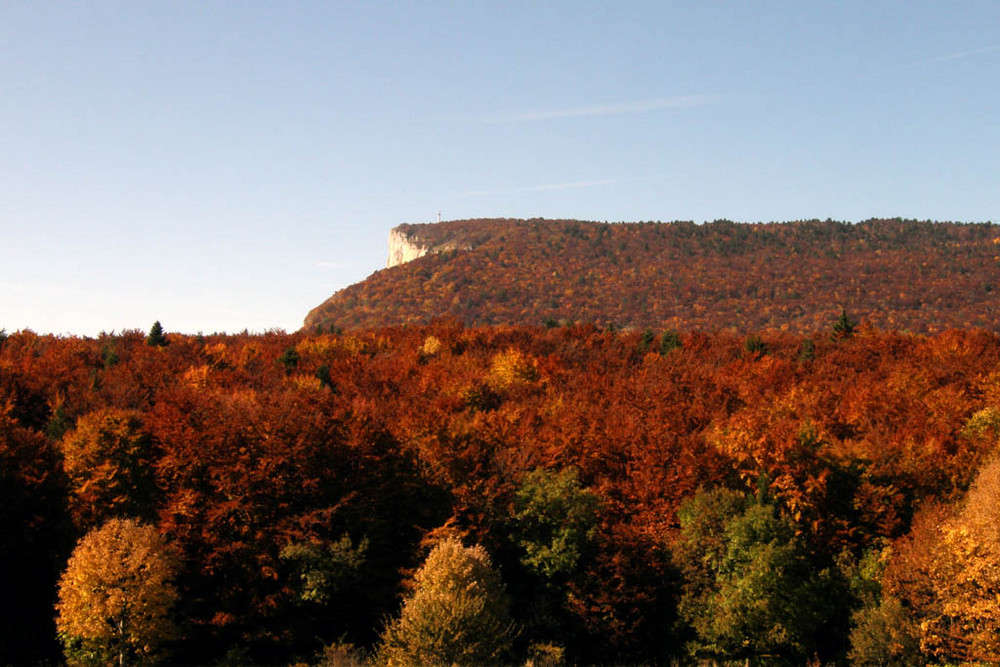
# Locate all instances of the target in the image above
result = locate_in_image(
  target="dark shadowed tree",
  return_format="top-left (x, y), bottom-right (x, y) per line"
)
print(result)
top-left (146, 321), bottom-right (168, 347)
top-left (832, 309), bottom-right (858, 341)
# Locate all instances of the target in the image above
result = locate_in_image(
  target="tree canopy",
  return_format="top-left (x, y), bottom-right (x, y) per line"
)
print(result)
top-left (0, 323), bottom-right (998, 663)
top-left (56, 518), bottom-right (178, 666)
top-left (378, 538), bottom-right (515, 665)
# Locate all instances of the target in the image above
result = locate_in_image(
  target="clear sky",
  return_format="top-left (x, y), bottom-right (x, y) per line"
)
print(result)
top-left (2, 2), bottom-right (997, 336)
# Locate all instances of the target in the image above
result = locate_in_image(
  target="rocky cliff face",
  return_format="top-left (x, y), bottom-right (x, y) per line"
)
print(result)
top-left (386, 228), bottom-right (429, 268)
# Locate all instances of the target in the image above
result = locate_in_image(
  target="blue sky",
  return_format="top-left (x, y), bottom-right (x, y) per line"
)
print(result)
top-left (2, 2), bottom-right (997, 335)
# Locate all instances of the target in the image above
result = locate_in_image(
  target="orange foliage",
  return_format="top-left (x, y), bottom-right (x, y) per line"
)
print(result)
top-left (306, 218), bottom-right (1000, 333)
top-left (59, 408), bottom-right (157, 529)
top-left (2, 322), bottom-right (1000, 662)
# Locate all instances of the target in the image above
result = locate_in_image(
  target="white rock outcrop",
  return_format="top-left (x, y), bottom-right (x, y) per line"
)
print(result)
top-left (387, 228), bottom-right (429, 268)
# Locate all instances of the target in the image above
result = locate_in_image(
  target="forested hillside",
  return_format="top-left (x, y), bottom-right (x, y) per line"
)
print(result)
top-left (4, 322), bottom-right (1000, 664)
top-left (305, 218), bottom-right (1000, 333)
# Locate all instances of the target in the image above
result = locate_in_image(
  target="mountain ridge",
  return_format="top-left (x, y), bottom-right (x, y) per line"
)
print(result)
top-left (305, 218), bottom-right (1000, 334)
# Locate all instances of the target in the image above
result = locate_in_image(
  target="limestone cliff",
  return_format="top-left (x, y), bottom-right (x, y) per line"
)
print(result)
top-left (386, 228), bottom-right (429, 268)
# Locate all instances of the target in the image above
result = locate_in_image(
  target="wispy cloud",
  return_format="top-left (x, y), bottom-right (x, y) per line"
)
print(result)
top-left (486, 95), bottom-right (721, 123)
top-left (458, 179), bottom-right (620, 198)
top-left (872, 46), bottom-right (999, 76)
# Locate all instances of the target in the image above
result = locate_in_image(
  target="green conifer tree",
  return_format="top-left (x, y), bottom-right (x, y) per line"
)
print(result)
top-left (832, 309), bottom-right (858, 341)
top-left (146, 321), bottom-right (168, 347)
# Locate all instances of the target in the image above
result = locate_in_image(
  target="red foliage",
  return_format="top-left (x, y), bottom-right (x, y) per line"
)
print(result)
top-left (306, 218), bottom-right (1000, 333)
top-left (2, 322), bottom-right (1000, 660)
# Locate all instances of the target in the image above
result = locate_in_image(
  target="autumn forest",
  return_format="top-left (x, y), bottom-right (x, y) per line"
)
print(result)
top-left (5, 311), bottom-right (1000, 663)
top-left (306, 218), bottom-right (1000, 334)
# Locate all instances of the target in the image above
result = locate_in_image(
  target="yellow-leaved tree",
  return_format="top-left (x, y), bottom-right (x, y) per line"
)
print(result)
top-left (880, 455), bottom-right (1000, 663)
top-left (921, 456), bottom-right (1000, 661)
top-left (378, 538), bottom-right (515, 665)
top-left (56, 518), bottom-right (178, 666)
top-left (488, 348), bottom-right (540, 390)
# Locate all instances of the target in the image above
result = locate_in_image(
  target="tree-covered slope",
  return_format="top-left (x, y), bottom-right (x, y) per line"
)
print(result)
top-left (305, 218), bottom-right (1000, 333)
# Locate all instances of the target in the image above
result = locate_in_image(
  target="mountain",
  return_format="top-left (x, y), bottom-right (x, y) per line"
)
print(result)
top-left (304, 218), bottom-right (1000, 333)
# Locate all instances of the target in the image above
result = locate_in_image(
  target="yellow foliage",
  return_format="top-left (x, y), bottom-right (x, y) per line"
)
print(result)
top-left (295, 335), bottom-right (340, 358)
top-left (909, 456), bottom-right (1000, 662)
top-left (961, 406), bottom-right (1000, 442)
top-left (203, 342), bottom-right (231, 368)
top-left (289, 374), bottom-right (324, 392)
top-left (181, 364), bottom-right (211, 388)
top-left (56, 518), bottom-right (177, 665)
top-left (296, 334), bottom-right (365, 359)
top-left (237, 342), bottom-right (262, 370)
top-left (526, 642), bottom-right (566, 667)
top-left (420, 335), bottom-right (443, 358)
top-left (488, 348), bottom-right (540, 390)
top-left (378, 538), bottom-right (514, 665)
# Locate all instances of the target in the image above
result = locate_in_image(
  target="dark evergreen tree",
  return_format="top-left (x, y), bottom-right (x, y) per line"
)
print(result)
top-left (638, 329), bottom-right (656, 354)
top-left (799, 338), bottom-right (816, 362)
top-left (100, 341), bottom-right (119, 369)
top-left (315, 364), bottom-right (334, 390)
top-left (832, 309), bottom-right (858, 341)
top-left (146, 321), bottom-right (168, 347)
top-left (278, 347), bottom-right (300, 375)
top-left (660, 330), bottom-right (681, 355)
top-left (744, 334), bottom-right (767, 357)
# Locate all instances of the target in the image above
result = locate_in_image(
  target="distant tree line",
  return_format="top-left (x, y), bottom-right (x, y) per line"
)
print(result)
top-left (307, 218), bottom-right (1000, 334)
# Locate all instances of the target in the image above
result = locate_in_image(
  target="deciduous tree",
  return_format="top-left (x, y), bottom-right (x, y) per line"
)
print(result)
top-left (56, 518), bottom-right (178, 666)
top-left (885, 456), bottom-right (1000, 663)
top-left (378, 538), bottom-right (515, 665)
top-left (59, 408), bottom-right (157, 529)
top-left (0, 405), bottom-right (68, 663)
top-left (511, 467), bottom-right (600, 582)
top-left (674, 488), bottom-right (846, 663)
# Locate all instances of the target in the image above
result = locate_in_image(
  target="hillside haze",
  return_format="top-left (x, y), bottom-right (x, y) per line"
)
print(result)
top-left (305, 218), bottom-right (1000, 333)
